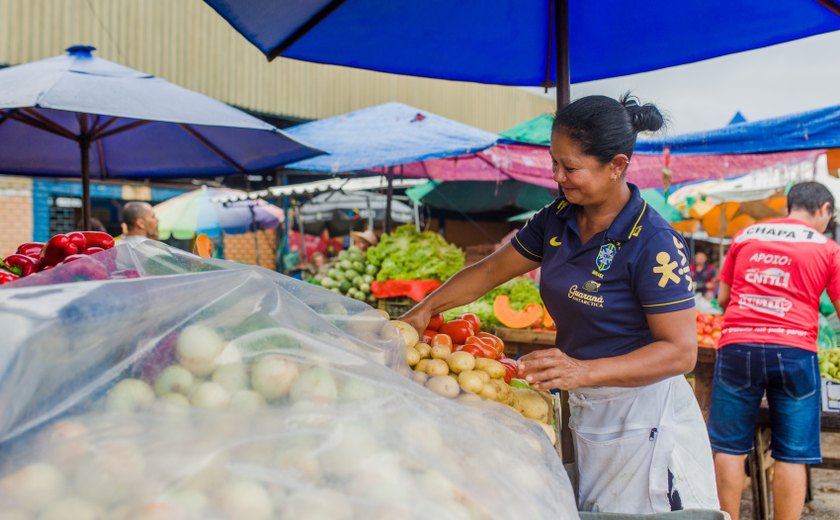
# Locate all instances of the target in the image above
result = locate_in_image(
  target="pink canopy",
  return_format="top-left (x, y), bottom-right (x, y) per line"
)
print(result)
top-left (385, 144), bottom-right (824, 190)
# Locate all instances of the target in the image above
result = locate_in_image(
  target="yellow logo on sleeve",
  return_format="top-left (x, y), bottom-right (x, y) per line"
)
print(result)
top-left (549, 236), bottom-right (562, 247)
top-left (653, 252), bottom-right (681, 288)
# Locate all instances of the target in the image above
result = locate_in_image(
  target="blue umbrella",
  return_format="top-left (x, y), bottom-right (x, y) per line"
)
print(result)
top-left (204, 0), bottom-right (840, 104)
top-left (0, 45), bottom-right (323, 228)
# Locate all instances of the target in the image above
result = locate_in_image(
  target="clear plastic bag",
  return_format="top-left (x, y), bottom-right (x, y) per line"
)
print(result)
top-left (0, 241), bottom-right (579, 519)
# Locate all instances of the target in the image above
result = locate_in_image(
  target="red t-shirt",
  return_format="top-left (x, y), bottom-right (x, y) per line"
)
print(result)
top-left (719, 217), bottom-right (840, 351)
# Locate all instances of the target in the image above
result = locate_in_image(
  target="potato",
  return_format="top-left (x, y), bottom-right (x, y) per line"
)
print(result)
top-left (479, 383), bottom-right (498, 401)
top-left (475, 370), bottom-right (491, 384)
top-left (490, 379), bottom-right (513, 405)
top-left (474, 358), bottom-right (505, 380)
top-left (457, 370), bottom-right (484, 394)
top-left (457, 392), bottom-right (483, 403)
top-left (405, 346), bottom-right (421, 367)
top-left (446, 352), bottom-right (475, 374)
top-left (415, 359), bottom-right (431, 373)
top-left (430, 344), bottom-right (451, 360)
top-left (512, 388), bottom-right (550, 423)
top-left (424, 359), bottom-right (450, 376)
top-left (415, 342), bottom-right (432, 359)
top-left (389, 320), bottom-right (419, 349)
top-left (411, 370), bottom-right (428, 385)
top-left (536, 421), bottom-right (557, 445)
top-left (425, 376), bottom-right (460, 398)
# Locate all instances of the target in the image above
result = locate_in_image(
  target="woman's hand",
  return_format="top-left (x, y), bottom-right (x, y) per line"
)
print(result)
top-left (516, 348), bottom-right (591, 391)
top-left (399, 303), bottom-right (432, 337)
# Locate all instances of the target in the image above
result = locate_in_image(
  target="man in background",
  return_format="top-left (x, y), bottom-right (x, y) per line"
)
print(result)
top-left (710, 182), bottom-right (840, 520)
top-left (121, 202), bottom-right (159, 244)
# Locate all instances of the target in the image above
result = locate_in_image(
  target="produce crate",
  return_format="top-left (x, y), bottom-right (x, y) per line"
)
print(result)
top-left (377, 297), bottom-right (415, 318)
top-left (579, 510), bottom-right (729, 520)
top-left (823, 378), bottom-right (840, 412)
top-left (464, 243), bottom-right (497, 266)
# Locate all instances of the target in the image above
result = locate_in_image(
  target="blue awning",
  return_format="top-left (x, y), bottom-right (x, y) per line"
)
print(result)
top-left (204, 0), bottom-right (840, 85)
top-left (284, 102), bottom-right (500, 173)
top-left (636, 104), bottom-right (840, 155)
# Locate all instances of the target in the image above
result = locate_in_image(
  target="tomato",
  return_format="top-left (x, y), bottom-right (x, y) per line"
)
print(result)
top-left (477, 332), bottom-right (504, 357)
top-left (438, 319), bottom-right (474, 344)
top-left (427, 313), bottom-right (445, 331)
top-left (464, 336), bottom-right (498, 358)
top-left (422, 329), bottom-right (437, 344)
top-left (497, 357), bottom-right (518, 383)
top-left (431, 333), bottom-right (453, 350)
top-left (454, 344), bottom-right (482, 357)
top-left (459, 313), bottom-right (481, 334)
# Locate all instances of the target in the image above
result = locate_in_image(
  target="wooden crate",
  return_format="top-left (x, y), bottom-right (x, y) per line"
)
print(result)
top-left (376, 297), bottom-right (415, 318)
top-left (490, 327), bottom-right (556, 357)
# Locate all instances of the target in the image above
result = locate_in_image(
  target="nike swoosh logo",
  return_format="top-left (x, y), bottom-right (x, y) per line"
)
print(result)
top-left (549, 236), bottom-right (562, 247)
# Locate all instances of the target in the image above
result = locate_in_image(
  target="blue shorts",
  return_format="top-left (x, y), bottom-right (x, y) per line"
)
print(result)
top-left (708, 344), bottom-right (821, 464)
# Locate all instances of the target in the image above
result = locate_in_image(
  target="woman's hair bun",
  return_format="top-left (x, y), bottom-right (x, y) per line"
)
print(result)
top-left (620, 92), bottom-right (664, 133)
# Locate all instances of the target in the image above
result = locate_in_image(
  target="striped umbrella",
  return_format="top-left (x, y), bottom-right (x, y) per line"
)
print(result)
top-left (154, 186), bottom-right (284, 240)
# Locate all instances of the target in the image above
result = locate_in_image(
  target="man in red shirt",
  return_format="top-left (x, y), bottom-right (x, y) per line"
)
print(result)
top-left (709, 182), bottom-right (840, 520)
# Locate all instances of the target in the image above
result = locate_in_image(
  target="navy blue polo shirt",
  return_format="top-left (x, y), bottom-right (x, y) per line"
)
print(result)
top-left (512, 184), bottom-right (695, 360)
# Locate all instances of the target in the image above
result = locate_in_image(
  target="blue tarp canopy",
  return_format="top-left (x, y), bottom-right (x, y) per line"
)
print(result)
top-left (636, 104), bottom-right (840, 155)
top-left (285, 102), bottom-right (500, 173)
top-left (204, 0), bottom-right (840, 85)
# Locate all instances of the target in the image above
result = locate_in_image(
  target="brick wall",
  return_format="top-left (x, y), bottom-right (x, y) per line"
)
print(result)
top-left (0, 177), bottom-right (33, 257)
top-left (223, 230), bottom-right (277, 270)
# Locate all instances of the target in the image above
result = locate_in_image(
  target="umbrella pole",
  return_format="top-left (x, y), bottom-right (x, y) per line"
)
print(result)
top-left (249, 204), bottom-right (261, 267)
top-left (298, 206), bottom-right (308, 265)
top-left (366, 196), bottom-right (374, 231)
top-left (79, 122), bottom-right (92, 230)
top-left (384, 166), bottom-right (394, 233)
top-left (554, 0), bottom-right (570, 108)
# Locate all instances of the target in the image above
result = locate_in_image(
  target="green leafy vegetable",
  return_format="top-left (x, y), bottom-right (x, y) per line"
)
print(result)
top-left (366, 224), bottom-right (464, 282)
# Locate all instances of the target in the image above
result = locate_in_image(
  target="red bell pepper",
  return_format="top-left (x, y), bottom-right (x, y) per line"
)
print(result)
top-left (464, 335), bottom-right (499, 359)
top-left (82, 231), bottom-right (115, 250)
top-left (111, 269), bottom-right (141, 279)
top-left (427, 313), bottom-right (445, 331)
top-left (453, 344), bottom-right (482, 357)
top-left (498, 357), bottom-right (519, 384)
top-left (478, 332), bottom-right (505, 357)
top-left (459, 313), bottom-right (481, 334)
top-left (82, 246), bottom-right (105, 255)
top-left (0, 270), bottom-right (20, 285)
top-left (16, 242), bottom-right (44, 258)
top-left (438, 319), bottom-right (474, 344)
top-left (40, 234), bottom-right (80, 266)
top-left (67, 232), bottom-right (87, 251)
top-left (56, 255), bottom-right (109, 282)
top-left (2, 254), bottom-right (40, 277)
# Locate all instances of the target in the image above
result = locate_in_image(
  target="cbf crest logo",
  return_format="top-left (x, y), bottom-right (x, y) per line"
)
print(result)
top-left (596, 243), bottom-right (617, 272)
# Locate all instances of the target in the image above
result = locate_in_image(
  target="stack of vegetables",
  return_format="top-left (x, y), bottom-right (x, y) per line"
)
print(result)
top-left (695, 312), bottom-right (724, 348)
top-left (389, 314), bottom-right (557, 444)
top-left (0, 232), bottom-right (117, 285)
top-left (366, 225), bottom-right (464, 282)
top-left (819, 349), bottom-right (840, 382)
top-left (444, 278), bottom-right (552, 330)
top-left (318, 247), bottom-right (378, 304)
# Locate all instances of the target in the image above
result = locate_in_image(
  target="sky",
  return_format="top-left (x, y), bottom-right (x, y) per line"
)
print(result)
top-left (525, 29), bottom-right (840, 137)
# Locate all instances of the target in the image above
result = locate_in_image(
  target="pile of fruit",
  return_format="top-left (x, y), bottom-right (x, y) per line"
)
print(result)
top-left (819, 349), bottom-right (840, 382)
top-left (696, 312), bottom-right (724, 348)
top-left (0, 232), bottom-right (116, 285)
top-left (444, 278), bottom-right (553, 330)
top-left (318, 247), bottom-right (377, 304)
top-left (389, 314), bottom-right (556, 444)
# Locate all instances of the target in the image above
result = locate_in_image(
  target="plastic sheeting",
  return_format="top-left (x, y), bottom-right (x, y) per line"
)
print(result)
top-left (0, 241), bottom-right (578, 519)
top-left (285, 103), bottom-right (499, 173)
top-left (205, 0), bottom-right (840, 85)
top-left (0, 46), bottom-right (321, 179)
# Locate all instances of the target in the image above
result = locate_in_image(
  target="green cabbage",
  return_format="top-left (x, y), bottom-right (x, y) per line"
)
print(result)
top-left (366, 225), bottom-right (464, 282)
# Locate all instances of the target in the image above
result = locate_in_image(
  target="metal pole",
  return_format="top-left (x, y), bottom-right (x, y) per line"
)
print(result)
top-left (249, 204), bottom-right (261, 266)
top-left (384, 166), bottom-right (395, 233)
top-left (80, 137), bottom-right (92, 230)
top-left (413, 199), bottom-right (421, 232)
top-left (366, 195), bottom-right (374, 231)
top-left (298, 205), bottom-right (308, 264)
top-left (555, 0), bottom-right (570, 108)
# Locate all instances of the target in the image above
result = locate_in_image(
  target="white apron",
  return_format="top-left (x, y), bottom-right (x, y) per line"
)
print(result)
top-left (568, 375), bottom-right (719, 514)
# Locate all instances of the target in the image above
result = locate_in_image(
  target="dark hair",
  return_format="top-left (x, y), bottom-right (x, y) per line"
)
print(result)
top-left (122, 201), bottom-right (152, 230)
top-left (787, 181), bottom-right (834, 215)
top-left (552, 93), bottom-right (664, 164)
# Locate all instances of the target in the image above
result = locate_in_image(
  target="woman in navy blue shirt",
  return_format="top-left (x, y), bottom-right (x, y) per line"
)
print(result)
top-left (403, 95), bottom-right (718, 514)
